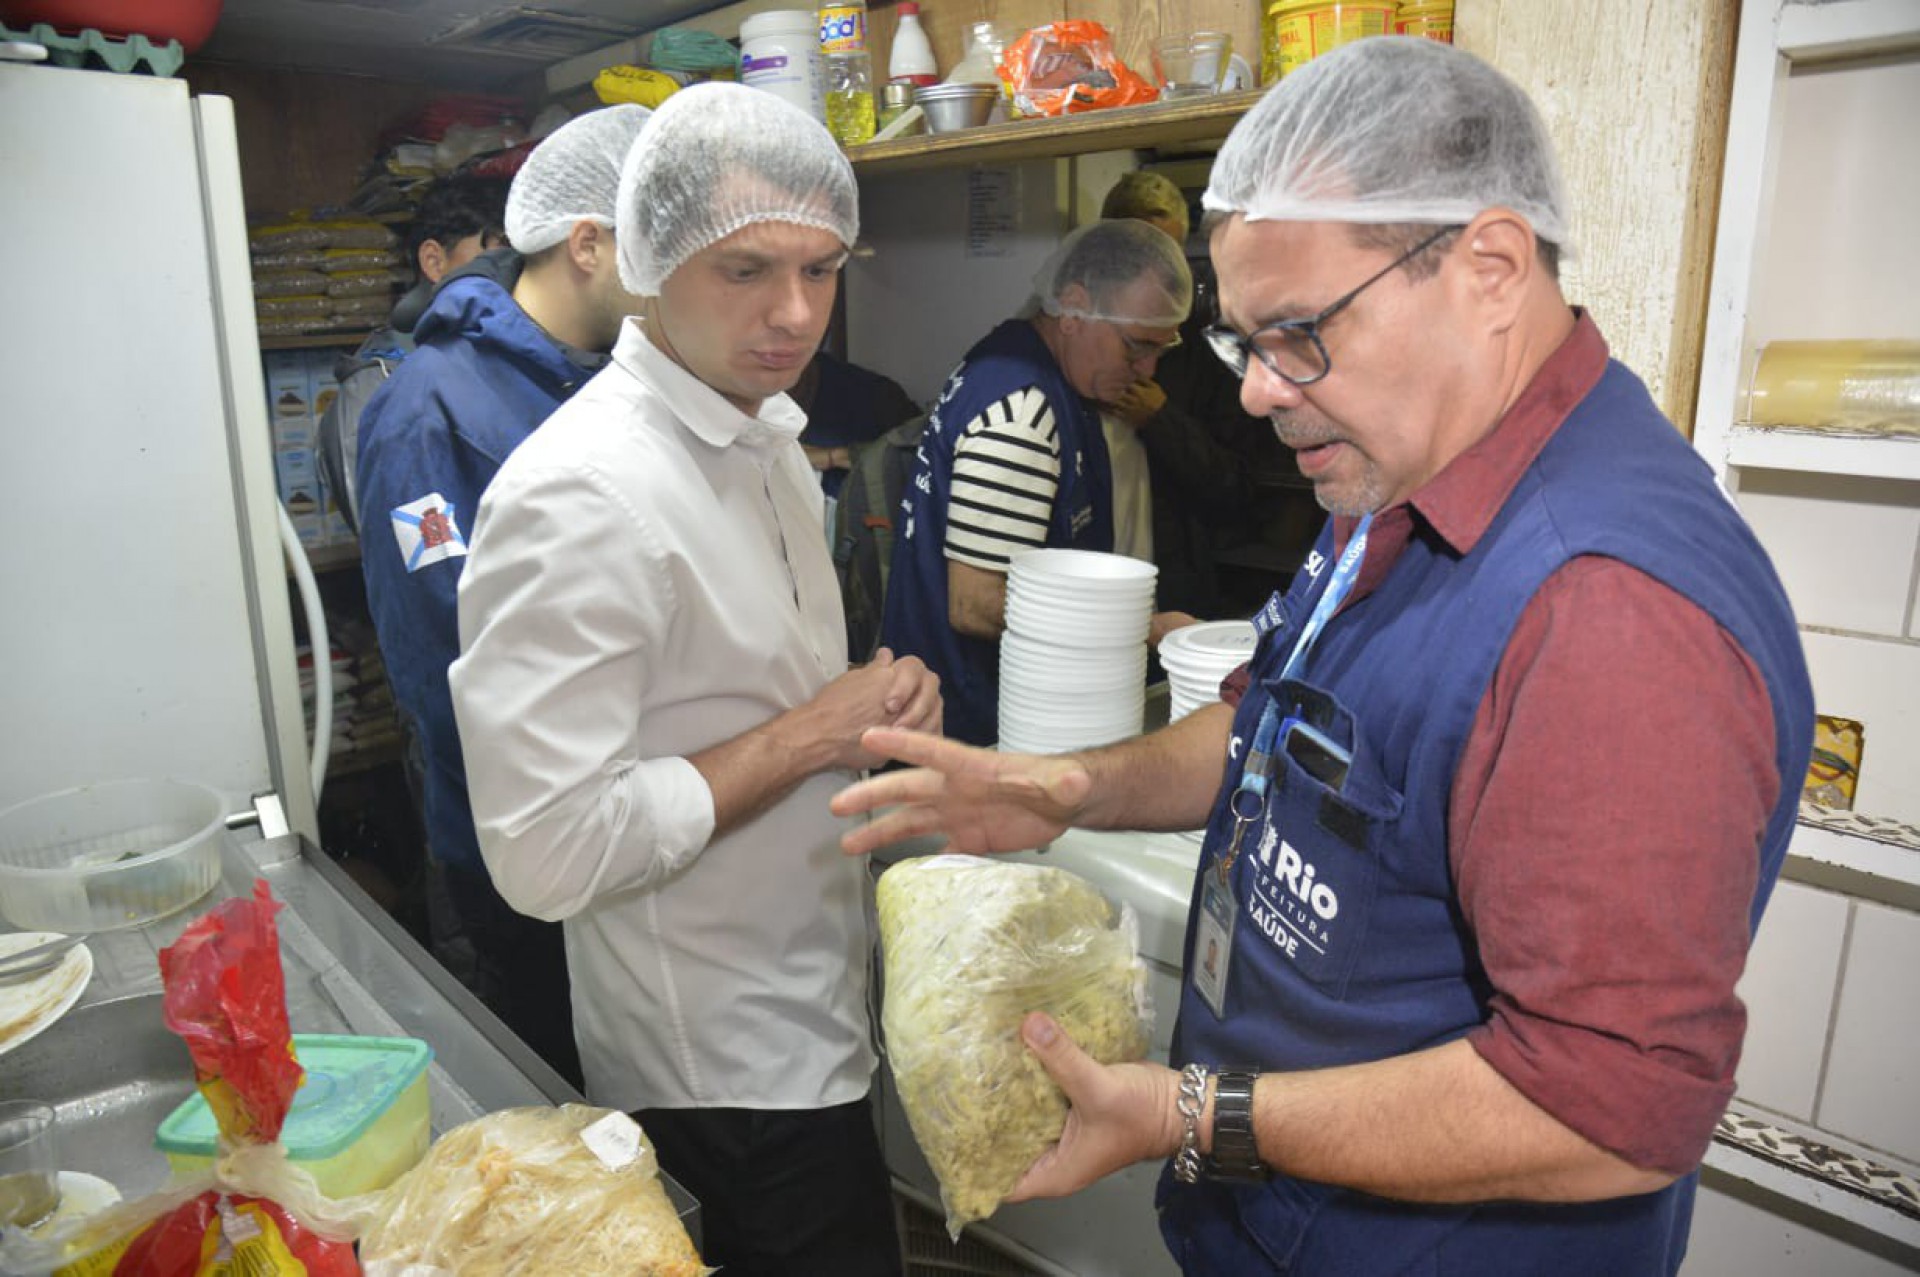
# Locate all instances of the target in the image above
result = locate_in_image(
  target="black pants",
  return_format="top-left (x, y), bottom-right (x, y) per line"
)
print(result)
top-left (635, 1097), bottom-right (902, 1277)
top-left (426, 856), bottom-right (584, 1090)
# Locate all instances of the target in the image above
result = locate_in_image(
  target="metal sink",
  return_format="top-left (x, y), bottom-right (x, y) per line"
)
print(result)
top-left (0, 992), bottom-right (193, 1200)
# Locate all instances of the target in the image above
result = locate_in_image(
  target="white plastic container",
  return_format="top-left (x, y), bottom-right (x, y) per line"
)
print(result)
top-left (888, 2), bottom-right (938, 86)
top-left (739, 10), bottom-right (826, 123)
top-left (0, 779), bottom-right (225, 932)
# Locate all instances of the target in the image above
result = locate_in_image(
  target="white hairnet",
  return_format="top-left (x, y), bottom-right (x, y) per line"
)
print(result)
top-left (616, 83), bottom-right (859, 295)
top-left (1033, 221), bottom-right (1192, 328)
top-left (503, 105), bottom-right (652, 255)
top-left (1203, 37), bottom-right (1569, 246)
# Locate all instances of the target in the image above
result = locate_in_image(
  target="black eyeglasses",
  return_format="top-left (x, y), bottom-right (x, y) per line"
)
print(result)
top-left (1203, 225), bottom-right (1463, 386)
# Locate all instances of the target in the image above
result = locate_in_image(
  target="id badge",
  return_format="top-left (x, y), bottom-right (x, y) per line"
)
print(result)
top-left (1193, 864), bottom-right (1237, 1019)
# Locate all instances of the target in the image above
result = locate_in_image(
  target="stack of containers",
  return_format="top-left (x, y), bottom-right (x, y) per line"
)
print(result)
top-left (1158, 620), bottom-right (1259, 723)
top-left (1159, 619), bottom-right (1259, 842)
top-left (998, 550), bottom-right (1157, 754)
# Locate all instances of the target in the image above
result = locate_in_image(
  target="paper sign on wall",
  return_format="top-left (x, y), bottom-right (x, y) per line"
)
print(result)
top-left (965, 167), bottom-right (1022, 259)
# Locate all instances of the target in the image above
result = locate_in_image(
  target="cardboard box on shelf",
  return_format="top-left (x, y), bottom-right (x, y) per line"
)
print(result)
top-left (265, 351), bottom-right (313, 421)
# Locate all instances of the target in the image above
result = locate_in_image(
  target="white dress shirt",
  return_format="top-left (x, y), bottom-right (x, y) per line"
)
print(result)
top-left (450, 318), bottom-right (874, 1111)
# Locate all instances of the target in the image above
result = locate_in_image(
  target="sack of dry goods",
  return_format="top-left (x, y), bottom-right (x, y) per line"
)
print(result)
top-left (357, 1105), bottom-right (710, 1277)
top-left (877, 855), bottom-right (1151, 1237)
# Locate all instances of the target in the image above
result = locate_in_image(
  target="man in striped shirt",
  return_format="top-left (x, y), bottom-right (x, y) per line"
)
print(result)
top-left (881, 221), bottom-right (1192, 745)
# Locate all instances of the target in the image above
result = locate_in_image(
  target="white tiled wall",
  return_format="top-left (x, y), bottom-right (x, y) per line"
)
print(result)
top-left (1687, 1179), bottom-right (1920, 1276)
top-left (1818, 901), bottom-right (1920, 1164)
top-left (1747, 57), bottom-right (1920, 347)
top-left (1735, 880), bottom-right (1851, 1121)
top-left (1736, 471), bottom-right (1920, 638)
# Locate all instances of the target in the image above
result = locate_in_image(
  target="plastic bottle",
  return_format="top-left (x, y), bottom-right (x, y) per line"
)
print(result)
top-left (739, 10), bottom-right (827, 122)
top-left (888, 2), bottom-right (939, 87)
top-left (818, 0), bottom-right (876, 145)
top-left (946, 21), bottom-right (1003, 83)
top-left (946, 21), bottom-right (1009, 121)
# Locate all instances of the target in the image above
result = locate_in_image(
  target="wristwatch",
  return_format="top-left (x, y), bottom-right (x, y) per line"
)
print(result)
top-left (1207, 1070), bottom-right (1270, 1180)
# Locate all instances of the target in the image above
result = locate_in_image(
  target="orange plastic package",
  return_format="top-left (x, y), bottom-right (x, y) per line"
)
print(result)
top-left (18, 883), bottom-right (366, 1277)
top-left (1000, 21), bottom-right (1157, 117)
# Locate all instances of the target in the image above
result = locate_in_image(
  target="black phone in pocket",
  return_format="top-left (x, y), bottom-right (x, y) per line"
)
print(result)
top-left (1282, 717), bottom-right (1352, 790)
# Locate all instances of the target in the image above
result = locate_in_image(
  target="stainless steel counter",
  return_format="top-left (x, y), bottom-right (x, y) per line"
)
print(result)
top-left (0, 828), bottom-right (698, 1248)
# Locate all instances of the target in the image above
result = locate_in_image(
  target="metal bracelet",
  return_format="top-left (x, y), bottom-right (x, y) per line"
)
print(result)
top-left (1173, 1062), bottom-right (1209, 1184)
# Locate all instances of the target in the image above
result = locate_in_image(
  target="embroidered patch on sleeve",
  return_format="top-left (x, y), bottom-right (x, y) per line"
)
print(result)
top-left (390, 492), bottom-right (468, 573)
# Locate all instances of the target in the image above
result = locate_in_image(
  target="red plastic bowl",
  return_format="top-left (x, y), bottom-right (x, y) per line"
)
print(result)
top-left (0, 0), bottom-right (223, 52)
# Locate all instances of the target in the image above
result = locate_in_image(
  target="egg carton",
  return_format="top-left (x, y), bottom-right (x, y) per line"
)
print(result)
top-left (0, 22), bottom-right (184, 77)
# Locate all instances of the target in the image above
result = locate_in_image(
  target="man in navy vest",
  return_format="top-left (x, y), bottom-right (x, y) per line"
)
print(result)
top-left (838, 37), bottom-right (1813, 1276)
top-left (881, 221), bottom-right (1192, 747)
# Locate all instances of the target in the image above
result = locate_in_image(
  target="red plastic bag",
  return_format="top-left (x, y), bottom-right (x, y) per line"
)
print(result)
top-left (159, 881), bottom-right (304, 1145)
top-left (1000, 21), bottom-right (1157, 117)
top-left (109, 882), bottom-right (361, 1276)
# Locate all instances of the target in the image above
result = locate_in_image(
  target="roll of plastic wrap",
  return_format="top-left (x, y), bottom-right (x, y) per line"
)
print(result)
top-left (1745, 339), bottom-right (1920, 436)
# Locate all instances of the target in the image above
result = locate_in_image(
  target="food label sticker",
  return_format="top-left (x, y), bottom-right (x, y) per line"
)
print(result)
top-left (581, 1111), bottom-right (647, 1172)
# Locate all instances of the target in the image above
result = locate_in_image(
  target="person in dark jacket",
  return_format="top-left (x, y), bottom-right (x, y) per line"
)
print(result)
top-left (316, 173), bottom-right (511, 534)
top-left (356, 105), bottom-right (651, 1088)
top-left (789, 348), bottom-right (920, 498)
top-left (1099, 171), bottom-right (1293, 625)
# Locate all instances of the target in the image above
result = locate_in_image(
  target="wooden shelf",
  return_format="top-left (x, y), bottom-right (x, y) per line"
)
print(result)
top-left (1727, 424), bottom-right (1920, 481)
top-left (1782, 804), bottom-right (1920, 909)
top-left (259, 332), bottom-right (373, 351)
top-left (846, 88), bottom-right (1264, 176)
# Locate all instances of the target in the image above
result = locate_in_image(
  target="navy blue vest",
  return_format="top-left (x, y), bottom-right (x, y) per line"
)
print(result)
top-left (1161, 360), bottom-right (1813, 1275)
top-left (881, 320), bottom-right (1114, 746)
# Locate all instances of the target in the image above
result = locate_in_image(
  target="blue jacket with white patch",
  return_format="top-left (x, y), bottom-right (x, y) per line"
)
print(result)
top-left (356, 251), bottom-right (606, 871)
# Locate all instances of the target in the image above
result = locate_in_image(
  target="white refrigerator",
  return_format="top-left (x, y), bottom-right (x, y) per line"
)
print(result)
top-left (0, 61), bottom-right (317, 835)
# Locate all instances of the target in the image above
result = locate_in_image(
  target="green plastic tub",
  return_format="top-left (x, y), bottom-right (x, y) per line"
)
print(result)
top-left (155, 1034), bottom-right (432, 1198)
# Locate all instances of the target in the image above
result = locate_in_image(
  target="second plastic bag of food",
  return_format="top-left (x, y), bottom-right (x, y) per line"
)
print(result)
top-left (357, 1105), bottom-right (709, 1277)
top-left (877, 855), bottom-right (1150, 1237)
top-left (999, 20), bottom-right (1156, 116)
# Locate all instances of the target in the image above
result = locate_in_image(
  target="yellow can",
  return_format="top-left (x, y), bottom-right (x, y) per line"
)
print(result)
top-left (1264, 0), bottom-right (1396, 82)
top-left (1394, 0), bottom-right (1454, 43)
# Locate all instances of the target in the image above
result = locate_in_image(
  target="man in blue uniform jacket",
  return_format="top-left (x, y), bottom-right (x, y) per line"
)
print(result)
top-left (356, 105), bottom-right (651, 1087)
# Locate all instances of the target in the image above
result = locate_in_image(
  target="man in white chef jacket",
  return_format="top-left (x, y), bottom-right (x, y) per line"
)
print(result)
top-left (449, 83), bottom-right (940, 1276)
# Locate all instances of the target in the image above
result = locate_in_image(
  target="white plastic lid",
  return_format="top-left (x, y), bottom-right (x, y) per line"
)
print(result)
top-left (740, 9), bottom-right (816, 39)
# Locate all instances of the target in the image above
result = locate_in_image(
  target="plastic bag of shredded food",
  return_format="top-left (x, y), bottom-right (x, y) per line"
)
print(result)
top-left (877, 855), bottom-right (1151, 1237)
top-left (357, 1106), bottom-right (710, 1277)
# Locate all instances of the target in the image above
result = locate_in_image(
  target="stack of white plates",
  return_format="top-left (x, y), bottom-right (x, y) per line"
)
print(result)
top-left (999, 549), bottom-right (1157, 754)
top-left (1158, 620), bottom-right (1259, 723)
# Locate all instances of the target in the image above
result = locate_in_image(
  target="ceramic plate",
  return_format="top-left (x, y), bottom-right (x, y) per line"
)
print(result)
top-left (25, 1172), bottom-right (123, 1237)
top-left (0, 932), bottom-right (94, 1058)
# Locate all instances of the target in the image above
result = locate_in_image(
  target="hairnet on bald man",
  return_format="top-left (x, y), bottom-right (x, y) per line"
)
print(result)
top-left (503, 104), bottom-right (653, 255)
top-left (1032, 220), bottom-right (1193, 329)
top-left (615, 82), bottom-right (860, 296)
top-left (1202, 37), bottom-right (1569, 247)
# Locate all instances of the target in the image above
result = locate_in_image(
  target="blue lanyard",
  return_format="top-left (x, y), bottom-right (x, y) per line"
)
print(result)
top-left (1233, 513), bottom-right (1373, 818)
